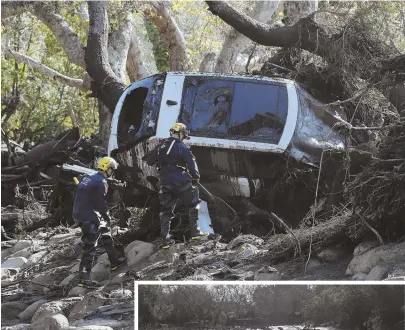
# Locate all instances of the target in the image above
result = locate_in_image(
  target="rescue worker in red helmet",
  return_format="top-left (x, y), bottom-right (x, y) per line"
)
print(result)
top-left (73, 156), bottom-right (126, 287)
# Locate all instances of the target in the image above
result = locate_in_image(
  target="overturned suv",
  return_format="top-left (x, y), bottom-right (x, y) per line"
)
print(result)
top-left (107, 72), bottom-right (349, 235)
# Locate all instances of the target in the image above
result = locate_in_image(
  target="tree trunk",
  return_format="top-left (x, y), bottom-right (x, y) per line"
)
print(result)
top-left (199, 52), bottom-right (217, 72)
top-left (145, 1), bottom-right (188, 71)
top-left (85, 1), bottom-right (126, 112)
top-left (215, 0), bottom-right (284, 73)
top-left (98, 100), bottom-right (112, 149)
top-left (126, 25), bottom-right (148, 81)
top-left (283, 0), bottom-right (318, 25)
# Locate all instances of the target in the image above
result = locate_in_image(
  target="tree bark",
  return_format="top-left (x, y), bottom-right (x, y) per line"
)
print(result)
top-left (145, 1), bottom-right (188, 71)
top-left (283, 0), bottom-right (318, 25)
top-left (126, 26), bottom-right (149, 81)
top-left (199, 52), bottom-right (216, 72)
top-left (30, 2), bottom-right (86, 68)
top-left (98, 100), bottom-right (113, 149)
top-left (214, 0), bottom-right (284, 73)
top-left (86, 1), bottom-right (126, 113)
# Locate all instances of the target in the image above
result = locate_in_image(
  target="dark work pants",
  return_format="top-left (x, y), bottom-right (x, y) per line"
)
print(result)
top-left (158, 181), bottom-right (201, 239)
top-left (78, 220), bottom-right (119, 280)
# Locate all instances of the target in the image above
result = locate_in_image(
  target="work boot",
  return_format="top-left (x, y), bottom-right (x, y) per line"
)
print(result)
top-left (110, 257), bottom-right (126, 271)
top-left (161, 237), bottom-right (175, 249)
top-left (190, 232), bottom-right (221, 241)
top-left (77, 279), bottom-right (100, 288)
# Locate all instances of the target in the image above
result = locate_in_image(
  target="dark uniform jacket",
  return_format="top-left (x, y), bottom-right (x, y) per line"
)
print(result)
top-left (145, 137), bottom-right (200, 186)
top-left (73, 172), bottom-right (109, 224)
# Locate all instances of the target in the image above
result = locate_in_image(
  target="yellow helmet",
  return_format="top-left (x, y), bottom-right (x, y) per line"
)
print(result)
top-left (169, 123), bottom-right (190, 140)
top-left (97, 157), bottom-right (118, 172)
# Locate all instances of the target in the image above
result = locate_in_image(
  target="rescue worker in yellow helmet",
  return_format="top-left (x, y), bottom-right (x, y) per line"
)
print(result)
top-left (145, 123), bottom-right (218, 249)
top-left (73, 156), bottom-right (126, 287)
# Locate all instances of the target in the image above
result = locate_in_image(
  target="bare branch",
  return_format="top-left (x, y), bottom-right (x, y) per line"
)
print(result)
top-left (30, 2), bottom-right (86, 68)
top-left (6, 49), bottom-right (88, 90)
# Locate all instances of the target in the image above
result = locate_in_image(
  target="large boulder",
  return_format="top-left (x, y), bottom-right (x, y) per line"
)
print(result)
top-left (365, 264), bottom-right (390, 280)
top-left (227, 235), bottom-right (264, 250)
top-left (18, 299), bottom-right (48, 322)
top-left (31, 298), bottom-right (81, 330)
top-left (346, 242), bottom-right (405, 275)
top-left (2, 301), bottom-right (29, 319)
top-left (89, 261), bottom-right (110, 281)
top-left (1, 256), bottom-right (28, 269)
top-left (68, 292), bottom-right (106, 322)
top-left (48, 314), bottom-right (69, 330)
top-left (254, 266), bottom-right (281, 281)
top-left (22, 251), bottom-right (48, 269)
top-left (125, 241), bottom-right (155, 266)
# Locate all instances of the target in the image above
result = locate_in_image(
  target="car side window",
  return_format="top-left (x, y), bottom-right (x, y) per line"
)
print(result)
top-left (180, 77), bottom-right (288, 144)
top-left (181, 78), bottom-right (235, 137)
top-left (229, 82), bottom-right (288, 144)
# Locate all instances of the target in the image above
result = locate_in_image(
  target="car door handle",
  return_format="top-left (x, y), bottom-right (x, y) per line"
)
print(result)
top-left (166, 100), bottom-right (177, 106)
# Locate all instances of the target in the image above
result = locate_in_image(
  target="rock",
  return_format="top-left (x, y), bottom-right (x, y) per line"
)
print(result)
top-left (365, 264), bottom-right (390, 280)
top-left (59, 274), bottom-right (76, 286)
top-left (49, 314), bottom-right (69, 330)
top-left (317, 246), bottom-right (347, 262)
top-left (73, 238), bottom-right (82, 246)
top-left (110, 272), bottom-right (133, 285)
top-left (1, 268), bottom-right (13, 280)
top-left (227, 235), bottom-right (264, 250)
top-left (19, 300), bottom-right (48, 322)
top-left (386, 263), bottom-right (405, 278)
top-left (69, 262), bottom-right (80, 273)
top-left (89, 262), bottom-right (111, 281)
top-left (254, 266), bottom-right (281, 281)
top-left (68, 293), bottom-right (106, 322)
top-left (32, 273), bottom-right (62, 287)
top-left (148, 244), bottom-right (182, 263)
top-left (126, 240), bottom-right (155, 266)
top-left (305, 258), bottom-right (323, 271)
top-left (22, 251), bottom-right (48, 269)
top-left (217, 311), bottom-right (228, 325)
top-left (353, 241), bottom-right (379, 256)
top-left (2, 325), bottom-right (32, 330)
top-left (352, 272), bottom-right (368, 280)
top-left (1, 256), bottom-right (28, 269)
top-left (2, 301), bottom-right (29, 319)
top-left (109, 289), bottom-right (133, 299)
top-left (31, 298), bottom-right (81, 330)
top-left (97, 253), bottom-right (109, 265)
top-left (1, 280), bottom-right (13, 287)
top-left (10, 240), bottom-right (34, 254)
top-left (68, 286), bottom-right (88, 297)
top-left (346, 242), bottom-right (405, 275)
top-left (8, 248), bottom-right (33, 259)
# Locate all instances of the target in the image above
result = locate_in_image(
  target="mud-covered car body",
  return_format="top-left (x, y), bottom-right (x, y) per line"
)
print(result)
top-left (109, 72), bottom-right (347, 203)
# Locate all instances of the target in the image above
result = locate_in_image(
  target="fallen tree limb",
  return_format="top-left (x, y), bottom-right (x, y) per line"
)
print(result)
top-left (254, 212), bottom-right (355, 264)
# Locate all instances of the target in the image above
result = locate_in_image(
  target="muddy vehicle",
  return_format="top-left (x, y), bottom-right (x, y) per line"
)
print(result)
top-left (110, 72), bottom-right (346, 197)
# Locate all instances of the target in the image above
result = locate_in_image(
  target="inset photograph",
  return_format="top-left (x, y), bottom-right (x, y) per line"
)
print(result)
top-left (137, 284), bottom-right (404, 330)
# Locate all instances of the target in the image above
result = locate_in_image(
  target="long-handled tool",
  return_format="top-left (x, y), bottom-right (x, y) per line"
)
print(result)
top-left (196, 182), bottom-right (236, 222)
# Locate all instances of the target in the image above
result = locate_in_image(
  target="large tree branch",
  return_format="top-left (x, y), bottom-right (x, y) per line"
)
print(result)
top-left (215, 0), bottom-right (284, 73)
top-left (206, 1), bottom-right (329, 57)
top-left (6, 49), bottom-right (89, 90)
top-left (30, 2), bottom-right (86, 68)
top-left (145, 1), bottom-right (188, 71)
top-left (86, 1), bottom-right (126, 113)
